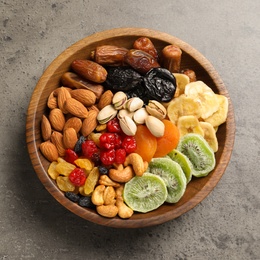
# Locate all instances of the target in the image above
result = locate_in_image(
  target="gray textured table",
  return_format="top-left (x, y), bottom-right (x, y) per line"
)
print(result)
top-left (1, 1), bottom-right (259, 259)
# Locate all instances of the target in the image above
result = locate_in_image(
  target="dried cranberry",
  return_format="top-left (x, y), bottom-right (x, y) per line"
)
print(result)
top-left (122, 136), bottom-right (137, 154)
top-left (100, 149), bottom-right (116, 166)
top-left (82, 140), bottom-right (98, 159)
top-left (64, 149), bottom-right (79, 164)
top-left (114, 133), bottom-right (122, 149)
top-left (99, 133), bottom-right (116, 150)
top-left (115, 148), bottom-right (126, 164)
top-left (107, 118), bottom-right (122, 133)
top-left (69, 168), bottom-right (86, 186)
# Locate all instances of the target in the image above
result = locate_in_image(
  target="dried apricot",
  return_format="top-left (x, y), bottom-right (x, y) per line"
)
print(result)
top-left (134, 125), bottom-right (157, 162)
top-left (153, 119), bottom-right (180, 158)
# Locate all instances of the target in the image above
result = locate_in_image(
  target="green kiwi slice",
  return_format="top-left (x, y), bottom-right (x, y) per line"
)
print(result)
top-left (177, 133), bottom-right (215, 177)
top-left (123, 173), bottom-right (167, 213)
top-left (148, 158), bottom-right (187, 203)
top-left (167, 149), bottom-right (193, 183)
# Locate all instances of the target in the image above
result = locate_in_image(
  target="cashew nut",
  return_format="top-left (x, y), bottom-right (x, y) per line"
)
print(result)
top-left (103, 186), bottom-right (116, 205)
top-left (91, 185), bottom-right (105, 206)
top-left (115, 185), bottom-right (134, 219)
top-left (123, 153), bottom-right (148, 176)
top-left (96, 204), bottom-right (118, 218)
top-left (109, 165), bottom-right (134, 183)
top-left (98, 175), bottom-right (121, 187)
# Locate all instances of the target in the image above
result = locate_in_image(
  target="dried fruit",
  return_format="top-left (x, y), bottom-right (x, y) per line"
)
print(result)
top-left (69, 168), bottom-right (87, 186)
top-left (133, 37), bottom-right (158, 60)
top-left (162, 45), bottom-right (182, 73)
top-left (84, 167), bottom-right (100, 195)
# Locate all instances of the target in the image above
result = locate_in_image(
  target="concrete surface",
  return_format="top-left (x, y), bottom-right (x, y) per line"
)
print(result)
top-left (1, 0), bottom-right (260, 259)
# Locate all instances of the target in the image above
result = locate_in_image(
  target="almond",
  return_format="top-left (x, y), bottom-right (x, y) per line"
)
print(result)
top-left (81, 110), bottom-right (98, 136)
top-left (57, 87), bottom-right (72, 113)
top-left (47, 91), bottom-right (58, 109)
top-left (51, 131), bottom-right (66, 157)
top-left (71, 89), bottom-right (96, 107)
top-left (63, 127), bottom-right (78, 150)
top-left (41, 115), bottom-right (52, 141)
top-left (64, 98), bottom-right (89, 118)
top-left (63, 117), bottom-right (82, 133)
top-left (49, 108), bottom-right (65, 131)
top-left (97, 90), bottom-right (113, 110)
top-left (40, 141), bottom-right (59, 162)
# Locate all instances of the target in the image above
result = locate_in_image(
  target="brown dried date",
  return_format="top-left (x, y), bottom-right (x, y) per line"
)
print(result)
top-left (124, 49), bottom-right (160, 74)
top-left (181, 68), bottom-right (197, 82)
top-left (71, 60), bottom-right (107, 83)
top-left (133, 37), bottom-right (158, 60)
top-left (61, 72), bottom-right (104, 99)
top-left (91, 45), bottom-right (128, 66)
top-left (162, 45), bottom-right (182, 73)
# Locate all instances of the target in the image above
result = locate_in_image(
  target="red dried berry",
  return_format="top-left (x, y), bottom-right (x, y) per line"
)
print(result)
top-left (122, 136), bottom-right (137, 154)
top-left (107, 118), bottom-right (122, 133)
top-left (82, 140), bottom-right (99, 159)
top-left (99, 133), bottom-right (116, 150)
top-left (69, 168), bottom-right (86, 186)
top-left (115, 148), bottom-right (126, 164)
top-left (64, 149), bottom-right (79, 164)
top-left (100, 149), bottom-right (116, 166)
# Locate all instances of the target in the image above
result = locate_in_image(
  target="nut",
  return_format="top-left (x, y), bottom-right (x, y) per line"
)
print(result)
top-left (133, 107), bottom-right (149, 125)
top-left (40, 141), bottom-right (59, 162)
top-left (125, 97), bottom-right (144, 112)
top-left (81, 110), bottom-right (98, 136)
top-left (49, 108), bottom-right (66, 131)
top-left (109, 164), bottom-right (134, 183)
top-left (112, 91), bottom-right (127, 110)
top-left (41, 115), bottom-right (52, 141)
top-left (103, 186), bottom-right (116, 205)
top-left (118, 115), bottom-right (137, 136)
top-left (63, 117), bottom-right (82, 134)
top-left (145, 115), bottom-right (165, 137)
top-left (124, 153), bottom-right (148, 176)
top-left (96, 204), bottom-right (118, 218)
top-left (64, 97), bottom-right (89, 118)
top-left (91, 185), bottom-right (105, 206)
top-left (97, 104), bottom-right (117, 124)
top-left (70, 89), bottom-right (96, 107)
top-left (50, 131), bottom-right (66, 157)
top-left (97, 90), bottom-right (113, 110)
top-left (145, 100), bottom-right (167, 120)
top-left (57, 87), bottom-right (72, 113)
top-left (98, 175), bottom-right (120, 188)
top-left (117, 108), bottom-right (134, 119)
top-left (63, 127), bottom-right (78, 150)
top-left (47, 90), bottom-right (58, 109)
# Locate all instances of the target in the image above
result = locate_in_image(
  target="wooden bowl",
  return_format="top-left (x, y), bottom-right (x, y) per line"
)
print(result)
top-left (26, 28), bottom-right (235, 228)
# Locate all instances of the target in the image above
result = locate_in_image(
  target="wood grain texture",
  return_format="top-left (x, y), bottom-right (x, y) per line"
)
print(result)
top-left (26, 28), bottom-right (235, 228)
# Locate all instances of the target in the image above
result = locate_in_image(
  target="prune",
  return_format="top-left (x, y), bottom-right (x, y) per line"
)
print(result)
top-left (65, 192), bottom-right (80, 202)
top-left (125, 84), bottom-right (149, 104)
top-left (104, 66), bottom-right (143, 92)
top-left (78, 196), bottom-right (95, 208)
top-left (74, 135), bottom-right (86, 154)
top-left (143, 68), bottom-right (176, 102)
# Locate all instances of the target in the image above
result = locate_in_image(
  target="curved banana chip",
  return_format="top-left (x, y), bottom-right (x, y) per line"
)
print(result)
top-left (185, 81), bottom-right (219, 119)
top-left (199, 122), bottom-right (218, 152)
top-left (204, 94), bottom-right (228, 127)
top-left (167, 94), bottom-right (202, 124)
top-left (173, 73), bottom-right (190, 96)
top-left (177, 115), bottom-right (204, 137)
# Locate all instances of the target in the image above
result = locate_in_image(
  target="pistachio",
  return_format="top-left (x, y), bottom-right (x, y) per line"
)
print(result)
top-left (146, 100), bottom-right (167, 120)
top-left (125, 97), bottom-right (144, 112)
top-left (112, 91), bottom-right (127, 110)
top-left (145, 116), bottom-right (165, 137)
top-left (118, 116), bottom-right (137, 136)
top-left (117, 109), bottom-right (134, 119)
top-left (133, 108), bottom-right (149, 125)
top-left (97, 104), bottom-right (117, 124)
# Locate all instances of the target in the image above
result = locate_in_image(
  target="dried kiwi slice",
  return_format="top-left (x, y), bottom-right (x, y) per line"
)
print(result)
top-left (123, 173), bottom-right (167, 213)
top-left (148, 158), bottom-right (187, 203)
top-left (167, 149), bottom-right (193, 183)
top-left (177, 133), bottom-right (215, 177)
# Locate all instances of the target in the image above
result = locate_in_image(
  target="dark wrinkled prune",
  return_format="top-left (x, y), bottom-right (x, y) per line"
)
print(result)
top-left (104, 66), bottom-right (143, 91)
top-left (78, 196), bottom-right (95, 208)
top-left (143, 68), bottom-right (176, 102)
top-left (65, 192), bottom-right (80, 202)
top-left (98, 165), bottom-right (109, 175)
top-left (125, 84), bottom-right (150, 104)
top-left (74, 135), bottom-right (86, 154)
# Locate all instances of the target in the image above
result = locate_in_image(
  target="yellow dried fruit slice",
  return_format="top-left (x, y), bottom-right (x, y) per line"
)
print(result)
top-left (55, 161), bottom-right (76, 176)
top-left (199, 122), bottom-right (218, 152)
top-left (56, 176), bottom-right (75, 192)
top-left (177, 115), bottom-right (204, 137)
top-left (48, 161), bottom-right (59, 180)
top-left (84, 167), bottom-right (100, 195)
top-left (74, 158), bottom-right (94, 172)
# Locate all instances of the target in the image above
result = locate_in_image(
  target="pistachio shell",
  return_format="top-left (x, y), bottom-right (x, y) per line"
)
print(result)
top-left (117, 109), bottom-right (134, 119)
top-left (125, 97), bottom-right (144, 112)
top-left (97, 104), bottom-right (117, 124)
top-left (145, 116), bottom-right (165, 137)
top-left (118, 116), bottom-right (137, 136)
top-left (133, 108), bottom-right (149, 124)
top-left (112, 91), bottom-right (127, 110)
top-left (146, 100), bottom-right (167, 120)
